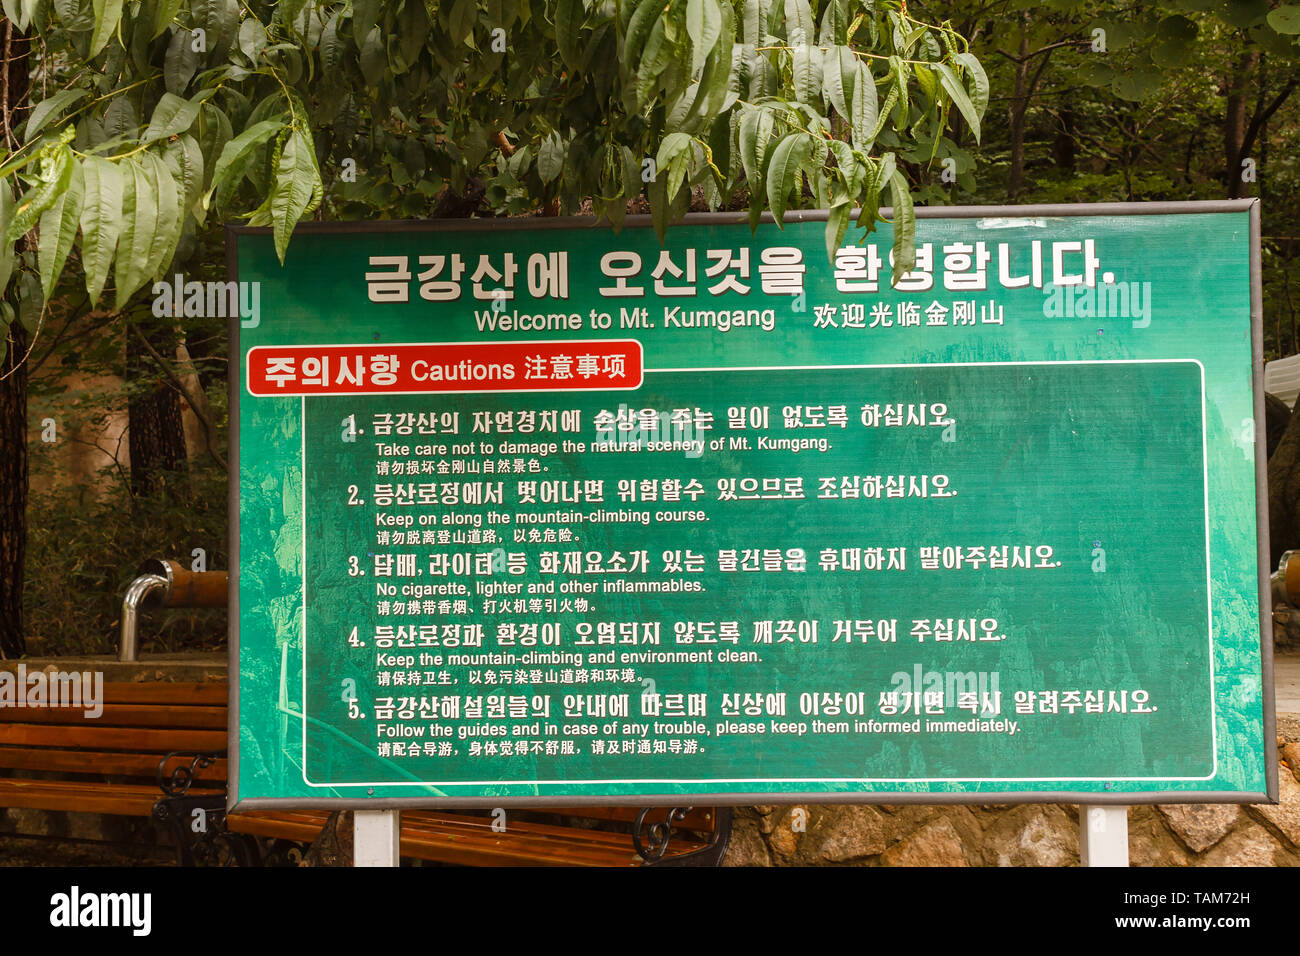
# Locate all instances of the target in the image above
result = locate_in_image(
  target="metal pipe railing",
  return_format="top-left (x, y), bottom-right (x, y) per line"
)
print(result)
top-left (119, 559), bottom-right (229, 661)
top-left (120, 573), bottom-right (169, 662)
top-left (1274, 550), bottom-right (1300, 608)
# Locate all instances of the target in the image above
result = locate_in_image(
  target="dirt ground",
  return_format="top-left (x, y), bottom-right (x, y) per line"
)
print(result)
top-left (0, 835), bottom-right (175, 866)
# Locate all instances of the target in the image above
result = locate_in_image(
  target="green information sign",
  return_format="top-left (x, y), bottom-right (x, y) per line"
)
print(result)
top-left (229, 201), bottom-right (1275, 809)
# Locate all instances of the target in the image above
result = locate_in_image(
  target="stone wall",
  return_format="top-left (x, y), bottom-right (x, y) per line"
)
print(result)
top-left (723, 715), bottom-right (1300, 867)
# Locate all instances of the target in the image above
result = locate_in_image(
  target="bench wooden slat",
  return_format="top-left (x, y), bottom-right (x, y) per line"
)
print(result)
top-left (0, 704), bottom-right (226, 729)
top-left (227, 808), bottom-right (708, 866)
top-left (97, 683), bottom-right (228, 706)
top-left (0, 779), bottom-right (221, 816)
top-left (535, 805), bottom-right (718, 832)
top-left (401, 812), bottom-right (644, 864)
top-left (0, 748), bottom-right (227, 780)
top-left (226, 810), bottom-right (328, 843)
top-left (401, 812), bottom-right (699, 866)
top-left (0, 724), bottom-right (225, 751)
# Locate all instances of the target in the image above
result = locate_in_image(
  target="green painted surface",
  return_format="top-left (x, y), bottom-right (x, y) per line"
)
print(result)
top-left (233, 209), bottom-right (1267, 802)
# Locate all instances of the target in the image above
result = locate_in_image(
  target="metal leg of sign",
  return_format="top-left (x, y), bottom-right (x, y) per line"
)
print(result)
top-left (1079, 805), bottom-right (1129, 867)
top-left (354, 810), bottom-right (401, 867)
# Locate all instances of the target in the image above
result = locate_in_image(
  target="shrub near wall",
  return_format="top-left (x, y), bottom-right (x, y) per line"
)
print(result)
top-left (23, 466), bottom-right (227, 657)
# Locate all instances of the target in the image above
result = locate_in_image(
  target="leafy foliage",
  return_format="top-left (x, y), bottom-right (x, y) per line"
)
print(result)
top-left (23, 464), bottom-right (228, 656)
top-left (1, 0), bottom-right (986, 338)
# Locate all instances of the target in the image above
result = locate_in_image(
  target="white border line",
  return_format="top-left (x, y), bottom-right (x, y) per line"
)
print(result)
top-left (300, 358), bottom-right (1217, 788)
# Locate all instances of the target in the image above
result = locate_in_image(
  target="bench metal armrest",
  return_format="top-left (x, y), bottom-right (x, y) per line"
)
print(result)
top-left (634, 806), bottom-right (733, 867)
top-left (157, 750), bottom-right (226, 797)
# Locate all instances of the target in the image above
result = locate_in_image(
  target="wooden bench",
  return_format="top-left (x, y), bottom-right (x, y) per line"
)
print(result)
top-left (227, 805), bottom-right (729, 867)
top-left (0, 678), bottom-right (730, 866)
top-left (0, 680), bottom-right (230, 859)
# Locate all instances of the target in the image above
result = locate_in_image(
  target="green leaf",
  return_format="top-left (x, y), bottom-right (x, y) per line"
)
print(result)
top-left (150, 0), bottom-right (183, 38)
top-left (790, 38), bottom-right (821, 104)
top-left (17, 271), bottom-right (44, 334)
top-left (101, 96), bottom-right (138, 141)
top-left (849, 59), bottom-right (877, 146)
top-left (197, 102), bottom-right (232, 193)
top-left (210, 119), bottom-right (285, 208)
top-left (320, 13), bottom-right (344, 72)
top-left (818, 0), bottom-right (846, 44)
top-left (0, 187), bottom-right (15, 295)
top-left (688, 9), bottom-right (734, 119)
top-left (115, 157), bottom-right (159, 308)
top-left (1, 0), bottom-right (30, 31)
top-left (647, 173), bottom-right (670, 242)
top-left (783, 0), bottom-right (812, 44)
top-left (687, 0), bottom-right (722, 74)
top-left (955, 51), bottom-right (988, 118)
top-left (656, 131), bottom-right (693, 170)
top-left (658, 131), bottom-right (693, 198)
top-left (144, 151), bottom-right (181, 281)
top-left (887, 168), bottom-right (914, 280)
top-left (24, 88), bottom-right (87, 145)
top-left (1267, 5), bottom-right (1300, 33)
top-left (1157, 13), bottom-right (1198, 38)
top-left (854, 158), bottom-right (880, 228)
top-left (79, 157), bottom-right (124, 303)
top-left (935, 62), bottom-right (980, 142)
top-left (1221, 0), bottom-right (1267, 28)
top-left (556, 0), bottom-right (583, 70)
top-left (359, 26), bottom-right (387, 87)
top-left (742, 0), bottom-right (765, 44)
top-left (446, 0), bottom-right (477, 45)
top-left (538, 131), bottom-right (565, 183)
top-left (5, 150), bottom-right (73, 246)
top-left (279, 0), bottom-right (309, 25)
top-left (738, 110), bottom-right (760, 185)
top-left (766, 132), bottom-right (811, 226)
top-left (193, 0), bottom-right (239, 60)
top-left (164, 28), bottom-right (200, 93)
top-left (827, 138), bottom-right (853, 183)
top-left (825, 200), bottom-right (850, 264)
top-left (740, 108), bottom-right (774, 191)
top-left (165, 134), bottom-right (205, 218)
top-left (37, 160), bottom-right (85, 297)
top-left (238, 17), bottom-right (268, 62)
top-left (269, 128), bottom-right (322, 264)
top-left (871, 83), bottom-right (898, 141)
top-left (624, 0), bottom-right (661, 66)
top-left (1112, 69), bottom-right (1162, 102)
top-left (891, 55), bottom-right (909, 132)
top-left (636, 16), bottom-right (673, 107)
top-left (90, 0), bottom-right (124, 58)
top-left (395, 0), bottom-right (428, 70)
top-left (823, 45), bottom-right (855, 119)
top-left (353, 0), bottom-right (380, 39)
top-left (142, 91), bottom-right (205, 144)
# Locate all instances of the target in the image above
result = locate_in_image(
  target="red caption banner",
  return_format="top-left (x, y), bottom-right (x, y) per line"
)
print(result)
top-left (246, 340), bottom-right (643, 396)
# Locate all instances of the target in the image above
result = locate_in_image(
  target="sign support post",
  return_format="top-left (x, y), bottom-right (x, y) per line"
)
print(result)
top-left (354, 810), bottom-right (401, 867)
top-left (1079, 805), bottom-right (1129, 867)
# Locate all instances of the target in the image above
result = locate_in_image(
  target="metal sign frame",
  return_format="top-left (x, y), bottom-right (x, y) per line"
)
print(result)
top-left (227, 199), bottom-right (1276, 811)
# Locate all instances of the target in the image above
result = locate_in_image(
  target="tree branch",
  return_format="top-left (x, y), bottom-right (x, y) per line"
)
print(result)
top-left (1240, 78), bottom-right (1297, 166)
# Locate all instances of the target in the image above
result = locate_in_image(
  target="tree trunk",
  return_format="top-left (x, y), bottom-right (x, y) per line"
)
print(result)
top-left (0, 18), bottom-right (30, 658)
top-left (126, 317), bottom-right (188, 498)
top-left (1052, 107), bottom-right (1076, 172)
top-left (1007, 26), bottom-right (1030, 199)
top-left (0, 323), bottom-right (27, 659)
top-left (1223, 51), bottom-right (1258, 199)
